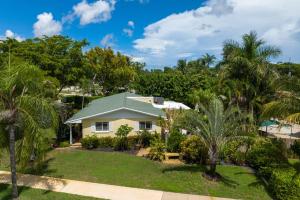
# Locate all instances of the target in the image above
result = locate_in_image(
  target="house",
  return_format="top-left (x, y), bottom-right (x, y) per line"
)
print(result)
top-left (65, 92), bottom-right (190, 144)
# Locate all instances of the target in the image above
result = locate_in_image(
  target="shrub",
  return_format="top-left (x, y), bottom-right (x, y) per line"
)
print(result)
top-left (113, 137), bottom-right (129, 151)
top-left (167, 129), bottom-right (185, 152)
top-left (115, 124), bottom-right (133, 137)
top-left (222, 139), bottom-right (251, 165)
top-left (113, 124), bottom-right (134, 151)
top-left (81, 135), bottom-right (99, 149)
top-left (98, 137), bottom-right (114, 148)
top-left (137, 130), bottom-right (153, 147)
top-left (180, 135), bottom-right (208, 164)
top-left (269, 167), bottom-right (300, 200)
top-left (58, 141), bottom-right (70, 148)
top-left (127, 135), bottom-right (139, 149)
top-left (148, 138), bottom-right (166, 161)
top-left (291, 140), bottom-right (300, 158)
top-left (247, 138), bottom-right (288, 175)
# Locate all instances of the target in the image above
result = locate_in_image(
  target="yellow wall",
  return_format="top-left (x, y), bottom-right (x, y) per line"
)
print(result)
top-left (82, 117), bottom-right (161, 138)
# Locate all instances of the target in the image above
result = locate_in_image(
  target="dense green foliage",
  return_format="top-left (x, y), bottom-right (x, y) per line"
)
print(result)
top-left (132, 70), bottom-right (215, 105)
top-left (167, 129), bottom-right (185, 152)
top-left (137, 130), bottom-right (153, 147)
top-left (81, 135), bottom-right (100, 149)
top-left (0, 37), bottom-right (88, 92)
top-left (269, 167), bottom-right (300, 200)
top-left (86, 47), bottom-right (138, 95)
top-left (180, 135), bottom-right (208, 164)
top-left (148, 138), bottom-right (166, 161)
top-left (113, 125), bottom-right (134, 151)
top-left (291, 140), bottom-right (300, 158)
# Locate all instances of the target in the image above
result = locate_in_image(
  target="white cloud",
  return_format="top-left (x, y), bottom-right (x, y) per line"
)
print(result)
top-left (123, 28), bottom-right (134, 37)
top-left (123, 20), bottom-right (135, 37)
top-left (101, 33), bottom-right (115, 47)
top-left (71, 0), bottom-right (116, 25)
top-left (128, 21), bottom-right (135, 28)
top-left (0, 29), bottom-right (24, 41)
top-left (33, 12), bottom-right (62, 37)
top-left (133, 0), bottom-right (300, 66)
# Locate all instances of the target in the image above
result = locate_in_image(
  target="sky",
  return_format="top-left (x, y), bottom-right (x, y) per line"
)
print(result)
top-left (1, 0), bottom-right (300, 68)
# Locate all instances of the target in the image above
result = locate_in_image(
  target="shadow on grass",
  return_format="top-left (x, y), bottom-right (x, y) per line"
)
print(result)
top-left (24, 157), bottom-right (64, 178)
top-left (162, 164), bottom-right (239, 188)
top-left (0, 184), bottom-right (30, 200)
top-left (290, 160), bottom-right (300, 174)
top-left (162, 164), bottom-right (207, 173)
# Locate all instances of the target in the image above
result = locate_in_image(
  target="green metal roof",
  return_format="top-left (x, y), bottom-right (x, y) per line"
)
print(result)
top-left (65, 92), bottom-right (165, 123)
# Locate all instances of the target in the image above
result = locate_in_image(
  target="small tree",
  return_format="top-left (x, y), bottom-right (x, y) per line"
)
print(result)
top-left (114, 124), bottom-right (133, 151)
top-left (116, 124), bottom-right (133, 137)
top-left (180, 98), bottom-right (241, 179)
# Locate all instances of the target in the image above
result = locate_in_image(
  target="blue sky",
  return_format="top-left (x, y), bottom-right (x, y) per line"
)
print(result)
top-left (1, 0), bottom-right (300, 68)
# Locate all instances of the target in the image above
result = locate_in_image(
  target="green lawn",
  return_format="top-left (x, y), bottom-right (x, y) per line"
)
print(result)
top-left (0, 184), bottom-right (104, 200)
top-left (0, 149), bottom-right (271, 200)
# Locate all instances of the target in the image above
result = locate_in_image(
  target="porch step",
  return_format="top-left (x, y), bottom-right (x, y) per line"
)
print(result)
top-left (70, 143), bottom-right (82, 148)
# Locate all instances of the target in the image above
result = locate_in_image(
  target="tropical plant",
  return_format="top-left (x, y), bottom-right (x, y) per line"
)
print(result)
top-left (262, 77), bottom-right (300, 123)
top-left (220, 31), bottom-right (281, 116)
top-left (180, 98), bottom-right (241, 178)
top-left (199, 53), bottom-right (216, 68)
top-left (180, 135), bottom-right (208, 164)
top-left (167, 129), bottom-right (185, 152)
top-left (0, 61), bottom-right (58, 199)
top-left (114, 124), bottom-right (133, 151)
top-left (148, 137), bottom-right (166, 161)
top-left (85, 47), bottom-right (137, 95)
top-left (188, 89), bottom-right (216, 110)
top-left (0, 36), bottom-right (88, 93)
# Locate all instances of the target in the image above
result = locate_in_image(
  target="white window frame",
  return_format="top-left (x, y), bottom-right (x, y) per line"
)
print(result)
top-left (139, 121), bottom-right (152, 131)
top-left (95, 122), bottom-right (110, 133)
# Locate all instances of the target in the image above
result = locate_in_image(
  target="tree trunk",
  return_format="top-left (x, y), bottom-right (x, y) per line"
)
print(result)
top-left (208, 146), bottom-right (217, 176)
top-left (9, 125), bottom-right (18, 200)
top-left (82, 95), bottom-right (85, 109)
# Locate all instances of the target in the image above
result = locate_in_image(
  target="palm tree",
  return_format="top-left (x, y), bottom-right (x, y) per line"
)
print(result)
top-left (262, 77), bottom-right (300, 123)
top-left (181, 98), bottom-right (241, 178)
top-left (221, 31), bottom-right (281, 115)
top-left (0, 61), bottom-right (57, 199)
top-left (200, 53), bottom-right (216, 68)
top-left (188, 89), bottom-right (216, 110)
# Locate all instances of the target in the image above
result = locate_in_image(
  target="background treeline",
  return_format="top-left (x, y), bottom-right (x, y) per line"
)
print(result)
top-left (0, 32), bottom-right (299, 118)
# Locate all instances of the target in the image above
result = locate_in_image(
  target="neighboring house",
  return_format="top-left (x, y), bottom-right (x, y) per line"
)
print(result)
top-left (65, 92), bottom-right (190, 144)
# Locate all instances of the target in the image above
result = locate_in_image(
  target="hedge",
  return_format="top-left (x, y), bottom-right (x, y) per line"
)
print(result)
top-left (269, 167), bottom-right (300, 200)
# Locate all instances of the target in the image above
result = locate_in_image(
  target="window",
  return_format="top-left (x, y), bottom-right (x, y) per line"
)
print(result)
top-left (139, 121), bottom-right (152, 130)
top-left (95, 122), bottom-right (109, 132)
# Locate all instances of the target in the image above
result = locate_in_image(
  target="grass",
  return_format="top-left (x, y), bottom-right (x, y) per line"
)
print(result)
top-left (0, 149), bottom-right (271, 200)
top-left (0, 184), bottom-right (104, 200)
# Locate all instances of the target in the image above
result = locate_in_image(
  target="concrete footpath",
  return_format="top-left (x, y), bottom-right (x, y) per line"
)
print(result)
top-left (0, 171), bottom-right (234, 200)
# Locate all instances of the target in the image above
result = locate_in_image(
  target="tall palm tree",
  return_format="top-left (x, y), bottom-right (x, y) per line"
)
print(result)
top-left (181, 98), bottom-right (241, 178)
top-left (0, 61), bottom-right (57, 199)
top-left (200, 53), bottom-right (216, 68)
top-left (220, 31), bottom-right (281, 115)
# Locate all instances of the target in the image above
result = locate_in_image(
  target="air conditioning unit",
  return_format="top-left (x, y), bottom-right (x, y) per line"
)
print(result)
top-left (154, 97), bottom-right (164, 105)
